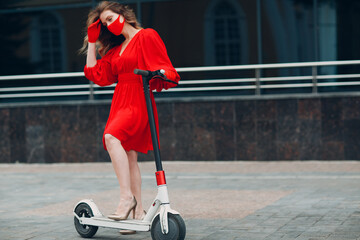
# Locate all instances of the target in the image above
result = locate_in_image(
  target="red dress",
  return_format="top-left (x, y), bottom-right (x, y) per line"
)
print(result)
top-left (84, 28), bottom-right (180, 153)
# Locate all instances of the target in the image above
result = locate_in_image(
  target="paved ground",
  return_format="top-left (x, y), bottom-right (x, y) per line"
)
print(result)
top-left (0, 161), bottom-right (360, 240)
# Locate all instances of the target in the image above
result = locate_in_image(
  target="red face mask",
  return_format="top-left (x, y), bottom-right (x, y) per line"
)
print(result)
top-left (107, 15), bottom-right (125, 36)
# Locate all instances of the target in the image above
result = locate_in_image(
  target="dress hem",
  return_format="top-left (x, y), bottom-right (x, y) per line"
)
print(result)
top-left (102, 132), bottom-right (153, 154)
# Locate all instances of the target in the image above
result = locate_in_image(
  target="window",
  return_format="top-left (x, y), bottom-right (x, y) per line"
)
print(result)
top-left (31, 12), bottom-right (66, 73)
top-left (205, 0), bottom-right (248, 66)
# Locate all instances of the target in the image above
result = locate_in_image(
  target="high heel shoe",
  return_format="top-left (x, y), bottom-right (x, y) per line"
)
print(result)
top-left (119, 210), bottom-right (147, 235)
top-left (108, 197), bottom-right (137, 221)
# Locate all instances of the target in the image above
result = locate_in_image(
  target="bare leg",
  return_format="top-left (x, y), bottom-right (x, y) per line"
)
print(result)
top-left (127, 150), bottom-right (145, 219)
top-left (119, 151), bottom-right (145, 235)
top-left (104, 134), bottom-right (134, 215)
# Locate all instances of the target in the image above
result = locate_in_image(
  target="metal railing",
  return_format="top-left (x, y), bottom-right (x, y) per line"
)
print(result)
top-left (1, 60), bottom-right (360, 103)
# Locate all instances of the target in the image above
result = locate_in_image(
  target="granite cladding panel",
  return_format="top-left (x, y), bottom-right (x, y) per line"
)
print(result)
top-left (215, 121), bottom-right (235, 160)
top-left (0, 109), bottom-right (11, 163)
top-left (321, 98), bottom-right (344, 142)
top-left (25, 107), bottom-right (45, 163)
top-left (343, 97), bottom-right (360, 120)
top-left (214, 102), bottom-right (235, 160)
top-left (157, 102), bottom-right (173, 128)
top-left (43, 106), bottom-right (61, 163)
top-left (159, 124), bottom-right (177, 161)
top-left (9, 108), bottom-right (26, 163)
top-left (256, 120), bottom-right (277, 160)
top-left (342, 98), bottom-right (360, 159)
top-left (173, 122), bottom-right (193, 160)
top-left (214, 102), bottom-right (233, 123)
top-left (344, 119), bottom-right (360, 160)
top-left (298, 119), bottom-right (322, 160)
top-left (60, 106), bottom-right (80, 163)
top-left (192, 102), bottom-right (215, 124)
top-left (1, 95), bottom-right (360, 162)
top-left (171, 102), bottom-right (195, 160)
top-left (236, 101), bottom-right (256, 160)
top-left (236, 121), bottom-right (256, 160)
top-left (191, 102), bottom-right (217, 160)
top-left (298, 98), bottom-right (322, 160)
top-left (322, 141), bottom-right (344, 160)
top-left (235, 100), bottom-right (256, 122)
top-left (257, 100), bottom-right (277, 121)
top-left (277, 142), bottom-right (300, 160)
top-left (78, 105), bottom-right (97, 162)
top-left (191, 122), bottom-right (216, 160)
top-left (298, 98), bottom-right (321, 120)
top-left (321, 98), bottom-right (344, 159)
top-left (173, 102), bottom-right (194, 123)
top-left (157, 102), bottom-right (177, 161)
top-left (277, 99), bottom-right (300, 143)
top-left (96, 104), bottom-right (111, 162)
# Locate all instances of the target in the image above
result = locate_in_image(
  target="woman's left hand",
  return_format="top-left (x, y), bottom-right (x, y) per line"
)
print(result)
top-left (88, 19), bottom-right (101, 43)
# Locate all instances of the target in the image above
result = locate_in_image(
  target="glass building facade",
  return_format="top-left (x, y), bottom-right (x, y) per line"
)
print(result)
top-left (205, 0), bottom-right (359, 65)
top-left (0, 0), bottom-right (359, 73)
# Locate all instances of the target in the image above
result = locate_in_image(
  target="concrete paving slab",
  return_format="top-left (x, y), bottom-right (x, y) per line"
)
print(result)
top-left (0, 161), bottom-right (360, 239)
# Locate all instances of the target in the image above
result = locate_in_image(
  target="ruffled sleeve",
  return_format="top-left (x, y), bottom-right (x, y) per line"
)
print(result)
top-left (84, 49), bottom-right (117, 87)
top-left (139, 29), bottom-right (180, 92)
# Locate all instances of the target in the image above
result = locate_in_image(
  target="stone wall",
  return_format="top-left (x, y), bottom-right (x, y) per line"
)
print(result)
top-left (1, 95), bottom-right (360, 163)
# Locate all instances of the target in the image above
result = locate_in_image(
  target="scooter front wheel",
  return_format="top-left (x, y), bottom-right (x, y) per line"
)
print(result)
top-left (74, 203), bottom-right (98, 238)
top-left (151, 213), bottom-right (186, 240)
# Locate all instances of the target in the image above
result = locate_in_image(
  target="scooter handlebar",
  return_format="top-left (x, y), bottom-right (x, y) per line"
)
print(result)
top-left (134, 69), bottom-right (178, 85)
top-left (134, 69), bottom-right (150, 77)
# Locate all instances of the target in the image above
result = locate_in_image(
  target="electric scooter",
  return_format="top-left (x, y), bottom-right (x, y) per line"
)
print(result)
top-left (73, 69), bottom-right (186, 239)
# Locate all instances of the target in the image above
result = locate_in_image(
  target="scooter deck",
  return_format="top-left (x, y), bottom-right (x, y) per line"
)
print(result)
top-left (78, 215), bottom-right (151, 231)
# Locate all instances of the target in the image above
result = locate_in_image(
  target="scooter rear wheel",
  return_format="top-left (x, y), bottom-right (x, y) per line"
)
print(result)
top-left (151, 213), bottom-right (186, 240)
top-left (74, 203), bottom-right (98, 238)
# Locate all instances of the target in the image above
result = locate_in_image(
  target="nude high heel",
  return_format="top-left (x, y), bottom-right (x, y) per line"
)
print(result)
top-left (119, 210), bottom-right (147, 235)
top-left (108, 197), bottom-right (137, 221)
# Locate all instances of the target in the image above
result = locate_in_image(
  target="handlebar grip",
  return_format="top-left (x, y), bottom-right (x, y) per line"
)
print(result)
top-left (134, 69), bottom-right (150, 77)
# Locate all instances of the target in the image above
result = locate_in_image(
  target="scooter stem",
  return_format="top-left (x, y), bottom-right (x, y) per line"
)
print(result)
top-left (142, 75), bottom-right (163, 172)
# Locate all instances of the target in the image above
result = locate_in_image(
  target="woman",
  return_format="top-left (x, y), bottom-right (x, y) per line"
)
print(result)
top-left (80, 0), bottom-right (180, 229)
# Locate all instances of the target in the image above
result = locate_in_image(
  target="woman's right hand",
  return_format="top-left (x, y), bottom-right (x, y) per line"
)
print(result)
top-left (87, 19), bottom-right (101, 43)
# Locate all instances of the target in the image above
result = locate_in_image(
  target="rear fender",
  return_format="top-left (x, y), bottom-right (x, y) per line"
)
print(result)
top-left (73, 199), bottom-right (103, 218)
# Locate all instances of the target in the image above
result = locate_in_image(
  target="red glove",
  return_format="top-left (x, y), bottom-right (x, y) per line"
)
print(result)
top-left (87, 19), bottom-right (101, 43)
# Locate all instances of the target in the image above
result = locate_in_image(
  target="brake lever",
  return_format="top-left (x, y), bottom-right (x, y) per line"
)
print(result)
top-left (152, 69), bottom-right (166, 79)
top-left (152, 69), bottom-right (178, 85)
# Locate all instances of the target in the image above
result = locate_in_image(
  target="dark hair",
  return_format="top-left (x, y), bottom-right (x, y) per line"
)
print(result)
top-left (79, 1), bottom-right (142, 56)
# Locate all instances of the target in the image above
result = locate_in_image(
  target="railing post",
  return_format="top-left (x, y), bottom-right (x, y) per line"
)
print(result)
top-left (89, 82), bottom-right (94, 100)
top-left (312, 66), bottom-right (318, 94)
top-left (255, 68), bottom-right (261, 95)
